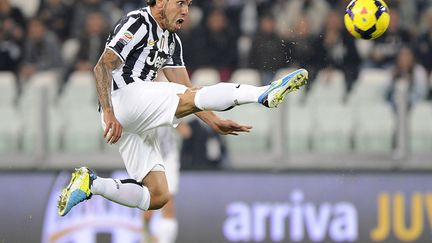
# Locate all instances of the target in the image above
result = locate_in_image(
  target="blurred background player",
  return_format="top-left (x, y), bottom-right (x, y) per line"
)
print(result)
top-left (142, 124), bottom-right (190, 243)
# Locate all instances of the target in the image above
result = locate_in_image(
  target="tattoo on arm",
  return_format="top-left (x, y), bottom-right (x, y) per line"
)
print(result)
top-left (93, 49), bottom-right (122, 111)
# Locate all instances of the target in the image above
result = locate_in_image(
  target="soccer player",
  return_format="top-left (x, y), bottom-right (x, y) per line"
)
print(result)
top-left (57, 0), bottom-right (308, 216)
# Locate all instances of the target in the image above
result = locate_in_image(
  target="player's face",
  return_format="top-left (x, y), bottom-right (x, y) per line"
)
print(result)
top-left (162, 0), bottom-right (190, 32)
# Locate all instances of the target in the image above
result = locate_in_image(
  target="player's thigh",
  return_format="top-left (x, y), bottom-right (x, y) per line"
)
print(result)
top-left (114, 81), bottom-right (189, 132)
top-left (142, 171), bottom-right (169, 199)
top-left (116, 131), bottom-right (164, 182)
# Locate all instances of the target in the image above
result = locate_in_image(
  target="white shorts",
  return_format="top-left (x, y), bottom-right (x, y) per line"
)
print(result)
top-left (101, 81), bottom-right (187, 182)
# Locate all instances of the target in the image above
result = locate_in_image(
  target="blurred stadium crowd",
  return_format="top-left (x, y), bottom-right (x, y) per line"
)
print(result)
top-left (1, 0), bottom-right (432, 169)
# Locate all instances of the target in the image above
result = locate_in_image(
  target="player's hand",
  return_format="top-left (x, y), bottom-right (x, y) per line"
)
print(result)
top-left (103, 109), bottom-right (123, 144)
top-left (212, 119), bottom-right (252, 136)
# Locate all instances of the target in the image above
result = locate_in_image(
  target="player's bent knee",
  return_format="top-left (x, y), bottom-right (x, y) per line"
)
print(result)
top-left (175, 89), bottom-right (201, 118)
top-left (150, 191), bottom-right (170, 210)
top-left (158, 192), bottom-right (170, 208)
top-left (143, 171), bottom-right (171, 210)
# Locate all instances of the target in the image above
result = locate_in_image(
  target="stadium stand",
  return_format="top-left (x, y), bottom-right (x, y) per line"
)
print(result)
top-left (61, 38), bottom-right (80, 66)
top-left (0, 71), bottom-right (17, 106)
top-left (353, 103), bottom-right (395, 153)
top-left (409, 101), bottom-right (432, 153)
top-left (10, 0), bottom-right (39, 18)
top-left (306, 69), bottom-right (346, 106)
top-left (229, 68), bottom-right (261, 86)
top-left (59, 71), bottom-right (101, 152)
top-left (19, 71), bottom-right (60, 154)
top-left (311, 104), bottom-right (353, 153)
top-left (60, 71), bottom-right (97, 109)
top-left (348, 68), bottom-right (392, 108)
top-left (191, 68), bottom-right (220, 87)
top-left (286, 104), bottom-right (312, 152)
top-left (0, 72), bottom-right (20, 154)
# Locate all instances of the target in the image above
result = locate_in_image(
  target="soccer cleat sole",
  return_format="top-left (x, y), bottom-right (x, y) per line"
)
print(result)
top-left (57, 168), bottom-right (92, 216)
top-left (269, 71), bottom-right (308, 108)
top-left (58, 170), bottom-right (78, 216)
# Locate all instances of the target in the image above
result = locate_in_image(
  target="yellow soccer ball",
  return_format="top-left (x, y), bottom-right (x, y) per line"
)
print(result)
top-left (344, 0), bottom-right (390, 40)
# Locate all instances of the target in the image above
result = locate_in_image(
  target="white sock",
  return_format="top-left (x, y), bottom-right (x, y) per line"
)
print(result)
top-left (154, 218), bottom-right (178, 243)
top-left (91, 177), bottom-right (150, 210)
top-left (194, 83), bottom-right (268, 111)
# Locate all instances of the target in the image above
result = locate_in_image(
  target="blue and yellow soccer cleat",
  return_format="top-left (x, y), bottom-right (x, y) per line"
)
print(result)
top-left (57, 167), bottom-right (97, 216)
top-left (258, 69), bottom-right (308, 108)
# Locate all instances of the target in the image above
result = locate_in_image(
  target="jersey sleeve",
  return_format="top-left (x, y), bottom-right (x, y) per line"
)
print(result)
top-left (163, 34), bottom-right (185, 68)
top-left (106, 14), bottom-right (148, 62)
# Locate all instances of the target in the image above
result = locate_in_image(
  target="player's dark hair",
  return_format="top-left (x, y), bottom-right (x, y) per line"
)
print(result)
top-left (146, 0), bottom-right (156, 6)
top-left (146, 0), bottom-right (192, 7)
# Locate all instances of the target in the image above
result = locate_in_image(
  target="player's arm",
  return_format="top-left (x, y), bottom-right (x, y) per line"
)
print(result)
top-left (162, 66), bottom-right (193, 87)
top-left (163, 67), bottom-right (251, 135)
top-left (93, 48), bottom-right (123, 144)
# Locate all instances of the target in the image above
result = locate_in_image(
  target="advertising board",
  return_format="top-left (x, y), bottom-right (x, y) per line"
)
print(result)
top-left (0, 171), bottom-right (431, 243)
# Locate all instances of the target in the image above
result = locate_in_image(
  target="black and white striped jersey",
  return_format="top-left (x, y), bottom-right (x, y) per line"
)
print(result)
top-left (106, 7), bottom-right (185, 91)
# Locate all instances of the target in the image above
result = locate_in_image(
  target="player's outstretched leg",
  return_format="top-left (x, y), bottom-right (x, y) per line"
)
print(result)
top-left (186, 68), bottom-right (308, 115)
top-left (58, 167), bottom-right (96, 216)
top-left (258, 68), bottom-right (308, 108)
